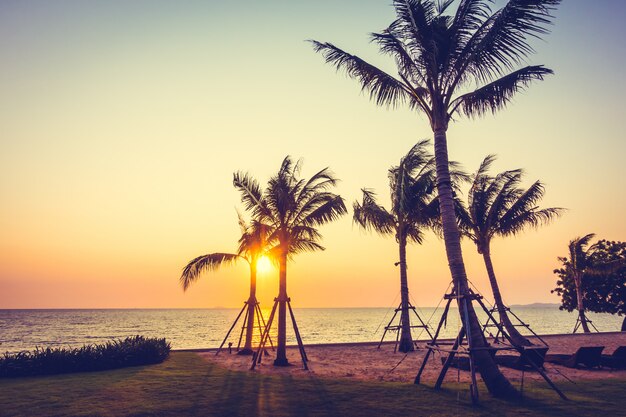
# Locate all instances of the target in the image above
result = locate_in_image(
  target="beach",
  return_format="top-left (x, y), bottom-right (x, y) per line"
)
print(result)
top-left (199, 332), bottom-right (626, 385)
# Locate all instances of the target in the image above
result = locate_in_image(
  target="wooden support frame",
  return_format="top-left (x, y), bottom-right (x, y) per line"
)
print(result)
top-left (215, 300), bottom-right (273, 356)
top-left (377, 301), bottom-right (435, 352)
top-left (250, 296), bottom-right (308, 370)
top-left (414, 285), bottom-right (568, 404)
top-left (573, 314), bottom-right (599, 333)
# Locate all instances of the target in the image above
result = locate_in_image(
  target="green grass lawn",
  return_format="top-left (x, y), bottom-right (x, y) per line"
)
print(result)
top-left (1, 352), bottom-right (624, 417)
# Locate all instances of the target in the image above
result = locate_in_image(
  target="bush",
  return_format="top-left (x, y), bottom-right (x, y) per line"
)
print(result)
top-left (0, 335), bottom-right (170, 377)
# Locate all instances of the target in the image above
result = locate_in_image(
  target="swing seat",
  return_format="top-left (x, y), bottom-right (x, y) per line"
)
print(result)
top-left (496, 347), bottom-right (549, 370)
top-left (546, 346), bottom-right (604, 369)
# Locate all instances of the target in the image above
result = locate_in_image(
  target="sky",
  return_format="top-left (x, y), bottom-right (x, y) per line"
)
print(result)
top-left (1, 0), bottom-right (625, 309)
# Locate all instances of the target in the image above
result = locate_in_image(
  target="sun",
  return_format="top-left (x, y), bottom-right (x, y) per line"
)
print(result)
top-left (256, 255), bottom-right (272, 274)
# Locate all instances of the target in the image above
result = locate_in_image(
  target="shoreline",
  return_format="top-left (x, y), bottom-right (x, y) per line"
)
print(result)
top-left (173, 330), bottom-right (626, 352)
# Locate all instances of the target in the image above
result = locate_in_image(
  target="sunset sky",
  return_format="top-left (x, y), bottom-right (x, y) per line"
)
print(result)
top-left (1, 0), bottom-right (624, 309)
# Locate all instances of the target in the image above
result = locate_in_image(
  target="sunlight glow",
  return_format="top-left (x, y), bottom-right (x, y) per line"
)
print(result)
top-left (256, 255), bottom-right (272, 274)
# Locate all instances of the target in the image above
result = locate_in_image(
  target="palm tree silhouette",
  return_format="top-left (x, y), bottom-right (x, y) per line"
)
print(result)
top-left (180, 214), bottom-right (268, 355)
top-left (562, 234), bottom-right (597, 333)
top-left (457, 155), bottom-right (562, 346)
top-left (234, 157), bottom-right (346, 366)
top-left (354, 141), bottom-right (439, 352)
top-left (311, 0), bottom-right (560, 397)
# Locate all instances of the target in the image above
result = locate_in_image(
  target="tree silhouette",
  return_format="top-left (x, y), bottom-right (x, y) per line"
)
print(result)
top-left (234, 157), bottom-right (346, 366)
top-left (180, 214), bottom-right (268, 354)
top-left (354, 141), bottom-right (439, 352)
top-left (553, 239), bottom-right (626, 331)
top-left (311, 0), bottom-right (560, 397)
top-left (457, 155), bottom-right (562, 345)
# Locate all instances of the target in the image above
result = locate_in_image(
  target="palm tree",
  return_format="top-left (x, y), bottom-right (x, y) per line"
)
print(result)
top-left (457, 155), bottom-right (562, 346)
top-left (354, 140), bottom-right (439, 353)
top-left (562, 234), bottom-right (596, 333)
top-left (180, 215), bottom-right (267, 355)
top-left (311, 0), bottom-right (560, 397)
top-left (234, 157), bottom-right (346, 366)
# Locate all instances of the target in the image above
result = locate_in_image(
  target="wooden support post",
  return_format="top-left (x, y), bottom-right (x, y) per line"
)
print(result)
top-left (435, 327), bottom-right (465, 389)
top-left (255, 302), bottom-right (274, 351)
top-left (236, 303), bottom-right (250, 351)
top-left (411, 304), bottom-right (435, 341)
top-left (377, 308), bottom-right (399, 349)
top-left (287, 300), bottom-right (308, 368)
top-left (414, 296), bottom-right (453, 384)
top-left (216, 302), bottom-right (247, 356)
top-left (250, 298), bottom-right (278, 370)
top-left (461, 297), bottom-right (479, 405)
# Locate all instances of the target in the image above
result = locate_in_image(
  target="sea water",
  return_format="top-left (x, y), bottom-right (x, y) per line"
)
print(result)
top-left (0, 307), bottom-right (622, 354)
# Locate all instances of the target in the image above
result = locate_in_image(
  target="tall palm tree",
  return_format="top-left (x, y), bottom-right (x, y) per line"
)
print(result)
top-left (234, 157), bottom-right (346, 366)
top-left (354, 140), bottom-right (439, 353)
top-left (562, 234), bottom-right (596, 333)
top-left (457, 155), bottom-right (562, 346)
top-left (180, 215), bottom-right (267, 355)
top-left (311, 0), bottom-right (560, 397)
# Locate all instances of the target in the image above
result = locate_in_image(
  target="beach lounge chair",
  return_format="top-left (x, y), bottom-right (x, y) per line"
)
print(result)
top-left (496, 347), bottom-right (549, 371)
top-left (545, 346), bottom-right (604, 369)
top-left (601, 346), bottom-right (626, 369)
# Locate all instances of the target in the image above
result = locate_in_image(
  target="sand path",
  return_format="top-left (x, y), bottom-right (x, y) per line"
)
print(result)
top-left (197, 332), bottom-right (626, 385)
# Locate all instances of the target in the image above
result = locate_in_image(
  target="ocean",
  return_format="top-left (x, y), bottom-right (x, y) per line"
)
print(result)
top-left (0, 306), bottom-right (622, 354)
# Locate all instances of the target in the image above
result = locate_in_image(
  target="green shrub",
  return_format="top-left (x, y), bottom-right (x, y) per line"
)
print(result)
top-left (0, 335), bottom-right (170, 377)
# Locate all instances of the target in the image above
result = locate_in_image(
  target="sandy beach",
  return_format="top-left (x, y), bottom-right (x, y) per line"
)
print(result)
top-left (198, 332), bottom-right (626, 385)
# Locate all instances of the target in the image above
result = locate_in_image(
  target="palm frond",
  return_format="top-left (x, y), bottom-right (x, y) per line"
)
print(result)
top-left (233, 171), bottom-right (269, 220)
top-left (237, 218), bottom-right (270, 259)
top-left (459, 0), bottom-right (560, 82)
top-left (497, 180), bottom-right (564, 235)
top-left (455, 196), bottom-right (476, 241)
top-left (288, 239), bottom-right (326, 255)
top-left (353, 189), bottom-right (396, 236)
top-left (568, 233), bottom-right (596, 271)
top-left (483, 170), bottom-right (524, 233)
top-left (301, 195), bottom-right (347, 227)
top-left (180, 253), bottom-right (240, 291)
top-left (474, 154), bottom-right (497, 179)
top-left (257, 156), bottom-right (345, 259)
top-left (464, 156), bottom-right (561, 251)
top-left (404, 222), bottom-right (426, 244)
top-left (291, 167), bottom-right (340, 222)
top-left (449, 0), bottom-right (492, 57)
top-left (436, 0), bottom-right (456, 15)
top-left (450, 65), bottom-right (553, 118)
top-left (370, 28), bottom-right (421, 83)
top-left (286, 225), bottom-right (326, 255)
top-left (309, 40), bottom-right (411, 108)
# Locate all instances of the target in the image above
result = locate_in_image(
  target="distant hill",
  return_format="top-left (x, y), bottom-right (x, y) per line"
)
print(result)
top-left (509, 303), bottom-right (560, 309)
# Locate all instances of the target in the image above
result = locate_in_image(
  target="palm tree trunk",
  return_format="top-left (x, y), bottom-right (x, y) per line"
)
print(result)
top-left (240, 260), bottom-right (258, 355)
top-left (574, 272), bottom-right (590, 333)
top-left (481, 246), bottom-right (531, 346)
top-left (433, 126), bottom-right (517, 398)
top-left (274, 250), bottom-right (289, 366)
top-left (398, 231), bottom-right (414, 353)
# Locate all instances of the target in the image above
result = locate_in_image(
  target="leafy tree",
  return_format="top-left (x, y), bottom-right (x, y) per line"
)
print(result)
top-left (553, 238), bottom-right (626, 332)
top-left (180, 215), bottom-right (268, 354)
top-left (353, 140), bottom-right (439, 352)
top-left (311, 0), bottom-right (560, 398)
top-left (234, 157), bottom-right (346, 366)
top-left (457, 156), bottom-right (562, 345)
